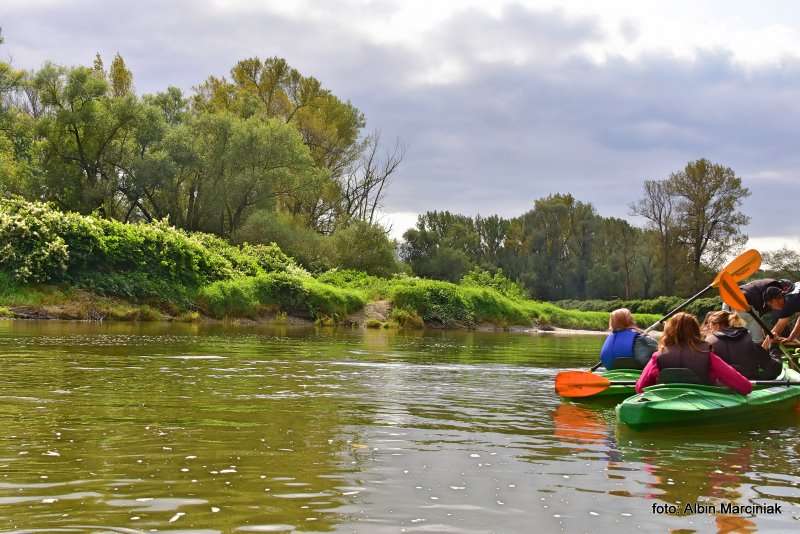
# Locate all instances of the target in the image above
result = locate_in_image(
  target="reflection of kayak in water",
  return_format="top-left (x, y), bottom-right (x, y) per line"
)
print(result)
top-left (616, 366), bottom-right (800, 429)
top-left (552, 403), bottom-right (607, 443)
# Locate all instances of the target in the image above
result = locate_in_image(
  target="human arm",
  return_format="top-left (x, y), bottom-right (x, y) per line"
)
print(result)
top-left (787, 316), bottom-right (800, 342)
top-left (763, 317), bottom-right (790, 349)
top-left (635, 353), bottom-right (660, 393)
top-left (708, 352), bottom-right (753, 395)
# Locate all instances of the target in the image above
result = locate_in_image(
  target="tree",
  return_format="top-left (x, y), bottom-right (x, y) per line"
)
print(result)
top-left (669, 159), bottom-right (750, 288)
top-left (631, 179), bottom-right (680, 294)
top-left (332, 220), bottom-right (398, 276)
top-left (763, 247), bottom-right (800, 279)
top-left (32, 63), bottom-right (143, 214)
top-left (109, 53), bottom-right (133, 97)
top-left (337, 131), bottom-right (404, 227)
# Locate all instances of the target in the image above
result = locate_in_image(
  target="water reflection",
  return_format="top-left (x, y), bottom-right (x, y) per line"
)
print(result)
top-left (0, 320), bottom-right (798, 532)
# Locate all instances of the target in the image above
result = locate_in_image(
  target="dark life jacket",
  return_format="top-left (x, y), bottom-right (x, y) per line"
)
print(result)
top-left (600, 329), bottom-right (637, 369)
top-left (707, 327), bottom-right (780, 379)
top-left (656, 343), bottom-right (711, 384)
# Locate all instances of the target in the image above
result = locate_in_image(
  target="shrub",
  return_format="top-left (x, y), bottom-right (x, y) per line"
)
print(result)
top-left (315, 269), bottom-right (388, 298)
top-left (390, 278), bottom-right (475, 327)
top-left (390, 307), bottom-right (425, 329)
top-left (197, 273), bottom-right (366, 320)
top-left (460, 268), bottom-right (526, 300)
top-left (553, 296), bottom-right (722, 321)
top-left (0, 198), bottom-right (70, 282)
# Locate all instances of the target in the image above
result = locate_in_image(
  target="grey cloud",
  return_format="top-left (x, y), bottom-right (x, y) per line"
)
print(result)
top-left (1, 1), bottom-right (798, 239)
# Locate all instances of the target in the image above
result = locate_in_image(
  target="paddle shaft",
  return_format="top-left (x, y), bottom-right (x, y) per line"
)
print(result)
top-left (643, 283), bottom-right (712, 334)
top-left (746, 307), bottom-right (777, 339)
top-left (595, 379), bottom-right (800, 387)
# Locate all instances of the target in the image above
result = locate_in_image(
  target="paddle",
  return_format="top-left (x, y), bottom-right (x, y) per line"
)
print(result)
top-left (641, 249), bottom-right (762, 335)
top-left (717, 272), bottom-right (776, 339)
top-left (718, 273), bottom-right (800, 373)
top-left (556, 369), bottom-right (800, 398)
top-left (585, 250), bottom-right (762, 373)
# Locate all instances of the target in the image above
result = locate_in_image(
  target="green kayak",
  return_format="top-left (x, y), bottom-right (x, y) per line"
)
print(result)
top-left (570, 368), bottom-right (641, 400)
top-left (616, 367), bottom-right (800, 429)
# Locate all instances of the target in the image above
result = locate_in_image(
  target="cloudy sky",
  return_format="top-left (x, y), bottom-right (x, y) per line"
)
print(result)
top-left (2, 0), bottom-right (799, 248)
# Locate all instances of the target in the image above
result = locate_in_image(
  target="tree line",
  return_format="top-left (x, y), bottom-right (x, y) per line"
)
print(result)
top-left (0, 34), bottom-right (403, 275)
top-left (1, 32), bottom-right (794, 301)
top-left (401, 159), bottom-right (754, 300)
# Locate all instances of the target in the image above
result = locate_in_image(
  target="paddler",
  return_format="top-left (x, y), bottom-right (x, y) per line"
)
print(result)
top-left (731, 278), bottom-right (794, 345)
top-left (599, 308), bottom-right (658, 370)
top-left (635, 312), bottom-right (752, 394)
top-left (761, 282), bottom-right (800, 348)
top-left (703, 311), bottom-right (781, 379)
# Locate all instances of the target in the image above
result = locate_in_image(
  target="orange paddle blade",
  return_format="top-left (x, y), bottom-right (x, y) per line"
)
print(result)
top-left (712, 249), bottom-right (761, 287)
top-left (555, 371), bottom-right (611, 398)
top-left (717, 272), bottom-right (749, 312)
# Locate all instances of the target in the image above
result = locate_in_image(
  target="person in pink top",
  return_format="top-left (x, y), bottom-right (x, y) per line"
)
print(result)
top-left (635, 312), bottom-right (752, 395)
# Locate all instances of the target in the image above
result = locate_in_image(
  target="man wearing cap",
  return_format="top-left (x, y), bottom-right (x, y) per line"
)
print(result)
top-left (731, 278), bottom-right (794, 345)
top-left (761, 282), bottom-right (800, 349)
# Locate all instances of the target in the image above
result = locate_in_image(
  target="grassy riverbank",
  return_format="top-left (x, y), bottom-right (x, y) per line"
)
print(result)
top-left (0, 199), bottom-right (662, 330)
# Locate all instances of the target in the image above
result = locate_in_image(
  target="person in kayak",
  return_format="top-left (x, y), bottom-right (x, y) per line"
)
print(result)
top-left (599, 308), bottom-right (658, 370)
top-left (762, 282), bottom-right (800, 347)
top-left (635, 312), bottom-right (752, 395)
top-left (703, 311), bottom-right (782, 379)
top-left (732, 278), bottom-right (794, 344)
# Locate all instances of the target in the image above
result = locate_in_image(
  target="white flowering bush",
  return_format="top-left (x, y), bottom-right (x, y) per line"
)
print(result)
top-left (0, 200), bottom-right (69, 283)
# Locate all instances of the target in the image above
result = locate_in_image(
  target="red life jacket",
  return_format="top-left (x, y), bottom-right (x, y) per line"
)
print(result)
top-left (656, 343), bottom-right (711, 384)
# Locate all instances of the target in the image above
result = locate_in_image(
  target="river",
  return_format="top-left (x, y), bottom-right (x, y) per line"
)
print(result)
top-left (0, 320), bottom-right (798, 533)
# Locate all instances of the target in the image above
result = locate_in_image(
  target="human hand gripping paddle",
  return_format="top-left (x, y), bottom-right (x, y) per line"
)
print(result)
top-left (716, 272), bottom-right (800, 373)
top-left (584, 249), bottom-right (762, 373)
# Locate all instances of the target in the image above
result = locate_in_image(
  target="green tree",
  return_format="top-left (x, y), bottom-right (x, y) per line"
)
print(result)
top-left (669, 159), bottom-right (750, 288)
top-left (109, 53), bottom-right (133, 97)
top-left (331, 220), bottom-right (398, 276)
top-left (763, 247), bottom-right (800, 279)
top-left (32, 63), bottom-right (144, 214)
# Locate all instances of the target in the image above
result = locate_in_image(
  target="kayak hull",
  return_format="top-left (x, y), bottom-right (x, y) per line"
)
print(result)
top-left (566, 369), bottom-right (641, 400)
top-left (616, 368), bottom-right (800, 429)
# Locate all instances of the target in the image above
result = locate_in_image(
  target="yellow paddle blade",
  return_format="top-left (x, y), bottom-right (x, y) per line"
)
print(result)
top-left (718, 272), bottom-right (749, 312)
top-left (554, 371), bottom-right (611, 398)
top-left (712, 249), bottom-right (762, 287)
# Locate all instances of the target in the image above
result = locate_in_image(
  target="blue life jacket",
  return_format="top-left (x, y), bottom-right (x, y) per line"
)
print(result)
top-left (600, 329), bottom-right (638, 369)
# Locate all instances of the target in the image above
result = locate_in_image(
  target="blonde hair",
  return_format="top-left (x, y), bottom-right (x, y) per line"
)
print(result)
top-left (702, 310), bottom-right (746, 336)
top-left (609, 308), bottom-right (636, 331)
top-left (659, 312), bottom-right (707, 352)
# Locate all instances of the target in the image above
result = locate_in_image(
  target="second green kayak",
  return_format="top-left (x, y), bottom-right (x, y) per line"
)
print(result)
top-left (616, 368), bottom-right (800, 429)
top-left (577, 368), bottom-right (641, 400)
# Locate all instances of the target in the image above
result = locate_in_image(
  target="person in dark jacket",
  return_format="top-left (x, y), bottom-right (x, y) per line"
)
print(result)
top-left (636, 312), bottom-right (752, 395)
top-left (703, 311), bottom-right (781, 379)
top-left (732, 278), bottom-right (795, 345)
top-left (599, 308), bottom-right (658, 370)
top-left (762, 283), bottom-right (800, 348)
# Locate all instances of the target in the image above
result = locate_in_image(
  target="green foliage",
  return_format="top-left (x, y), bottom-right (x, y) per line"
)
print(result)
top-left (0, 198), bottom-right (70, 282)
top-left (330, 221), bottom-right (399, 277)
top-left (236, 210), bottom-right (334, 271)
top-left (0, 198), bottom-right (303, 303)
top-left (315, 269), bottom-right (388, 298)
top-left (390, 307), bottom-right (425, 329)
top-left (197, 272), bottom-right (365, 319)
top-left (460, 268), bottom-right (525, 300)
top-left (554, 296), bottom-right (722, 321)
top-left (391, 279), bottom-right (475, 327)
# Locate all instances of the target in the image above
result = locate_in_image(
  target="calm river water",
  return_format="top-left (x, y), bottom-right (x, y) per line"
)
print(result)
top-left (0, 320), bottom-right (799, 533)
